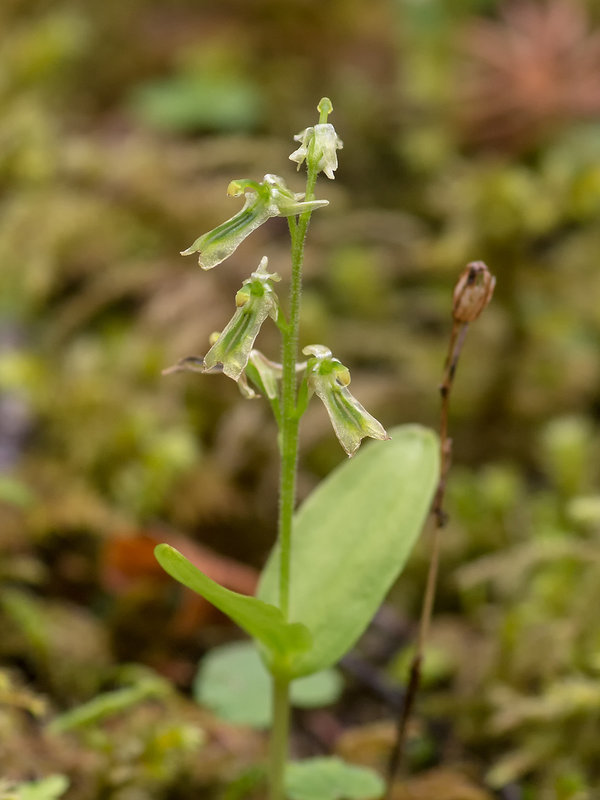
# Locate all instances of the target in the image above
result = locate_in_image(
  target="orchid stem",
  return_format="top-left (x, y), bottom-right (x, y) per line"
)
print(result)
top-left (269, 164), bottom-right (319, 800)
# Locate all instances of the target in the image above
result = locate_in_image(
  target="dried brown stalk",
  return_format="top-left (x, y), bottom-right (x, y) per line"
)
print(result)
top-left (386, 262), bottom-right (495, 795)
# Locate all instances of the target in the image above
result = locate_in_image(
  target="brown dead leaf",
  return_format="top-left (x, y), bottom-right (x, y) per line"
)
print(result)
top-left (102, 528), bottom-right (258, 636)
top-left (390, 767), bottom-right (494, 800)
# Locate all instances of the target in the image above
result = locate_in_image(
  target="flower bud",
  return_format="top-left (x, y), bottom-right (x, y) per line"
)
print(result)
top-left (452, 261), bottom-right (495, 323)
top-left (181, 175), bottom-right (328, 270)
top-left (303, 345), bottom-right (389, 457)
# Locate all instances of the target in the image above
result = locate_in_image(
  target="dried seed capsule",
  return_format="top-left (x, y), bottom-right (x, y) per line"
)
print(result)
top-left (452, 261), bottom-right (495, 323)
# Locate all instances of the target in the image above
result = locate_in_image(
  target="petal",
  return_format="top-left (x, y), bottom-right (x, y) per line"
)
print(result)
top-left (237, 372), bottom-right (259, 399)
top-left (263, 173), bottom-right (329, 216)
top-left (247, 350), bottom-right (281, 399)
top-left (289, 127), bottom-right (313, 170)
top-left (303, 344), bottom-right (332, 359)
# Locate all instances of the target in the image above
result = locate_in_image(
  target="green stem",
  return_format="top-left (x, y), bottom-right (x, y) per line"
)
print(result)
top-left (270, 166), bottom-right (319, 800)
top-left (277, 169), bottom-right (318, 620)
top-left (269, 675), bottom-right (291, 800)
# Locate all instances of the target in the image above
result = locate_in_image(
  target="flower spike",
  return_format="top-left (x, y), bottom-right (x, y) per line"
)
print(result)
top-left (203, 257), bottom-right (281, 381)
top-left (181, 175), bottom-right (329, 270)
top-left (303, 345), bottom-right (389, 457)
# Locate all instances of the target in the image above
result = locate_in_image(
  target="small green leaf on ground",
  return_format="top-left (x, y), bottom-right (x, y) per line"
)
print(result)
top-left (17, 774), bottom-right (69, 800)
top-left (285, 757), bottom-right (384, 800)
top-left (194, 640), bottom-right (342, 729)
top-left (292, 667), bottom-right (343, 709)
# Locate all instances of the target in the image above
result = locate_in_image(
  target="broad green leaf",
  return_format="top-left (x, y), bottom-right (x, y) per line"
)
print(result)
top-left (285, 758), bottom-right (384, 800)
top-left (154, 544), bottom-right (311, 671)
top-left (194, 640), bottom-right (342, 729)
top-left (259, 425), bottom-right (439, 677)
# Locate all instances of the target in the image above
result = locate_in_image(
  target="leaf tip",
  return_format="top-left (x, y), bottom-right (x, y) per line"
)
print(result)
top-left (154, 542), bottom-right (174, 563)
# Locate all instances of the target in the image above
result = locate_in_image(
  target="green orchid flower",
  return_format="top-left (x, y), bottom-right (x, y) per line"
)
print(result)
top-left (290, 123), bottom-right (343, 180)
top-left (289, 98), bottom-right (343, 180)
top-left (203, 257), bottom-right (281, 381)
top-left (162, 334), bottom-right (285, 405)
top-left (303, 345), bottom-right (389, 457)
top-left (181, 175), bottom-right (329, 270)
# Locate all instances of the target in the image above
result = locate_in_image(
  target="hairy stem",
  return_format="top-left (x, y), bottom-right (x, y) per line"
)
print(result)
top-left (269, 675), bottom-right (291, 800)
top-left (277, 226), bottom-right (302, 621)
top-left (270, 166), bottom-right (319, 800)
top-left (277, 167), bottom-right (318, 619)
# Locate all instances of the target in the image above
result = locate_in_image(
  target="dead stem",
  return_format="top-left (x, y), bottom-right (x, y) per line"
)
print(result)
top-left (386, 262), bottom-right (495, 796)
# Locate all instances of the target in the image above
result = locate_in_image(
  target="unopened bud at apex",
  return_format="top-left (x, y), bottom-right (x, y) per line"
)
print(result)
top-left (452, 261), bottom-right (495, 323)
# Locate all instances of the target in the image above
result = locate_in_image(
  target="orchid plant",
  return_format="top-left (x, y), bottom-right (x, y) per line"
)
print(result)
top-left (155, 99), bottom-right (439, 800)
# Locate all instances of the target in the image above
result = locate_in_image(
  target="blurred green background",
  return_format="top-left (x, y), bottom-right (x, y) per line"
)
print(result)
top-left (2, 1), bottom-right (600, 798)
